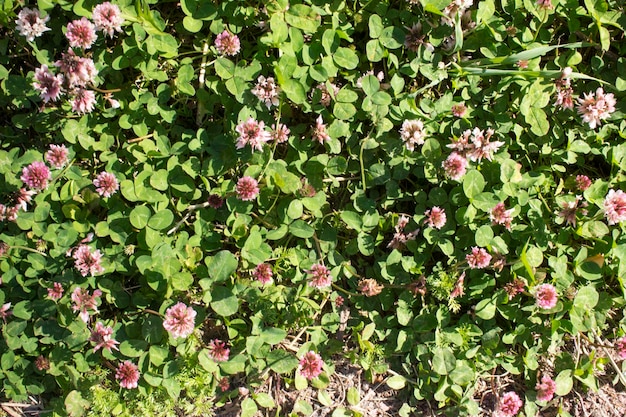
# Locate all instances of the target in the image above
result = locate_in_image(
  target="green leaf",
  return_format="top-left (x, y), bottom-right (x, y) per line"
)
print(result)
top-left (281, 79), bottom-right (307, 104)
top-left (573, 286), bottom-right (599, 310)
top-left (386, 375), bottom-right (407, 389)
top-left (206, 251), bottom-right (238, 282)
top-left (65, 390), bottom-right (90, 417)
top-left (366, 39), bottom-right (385, 62)
top-left (555, 370), bottom-right (573, 396)
top-left (210, 285), bottom-right (239, 317)
top-left (267, 349), bottom-right (299, 373)
top-left (432, 347), bottom-right (456, 375)
top-left (182, 16), bottom-right (203, 32)
top-left (260, 327), bottom-right (287, 345)
top-left (347, 386), bottom-right (360, 405)
top-left (463, 170), bottom-right (485, 199)
top-left (149, 345), bottom-right (169, 366)
top-left (241, 398), bottom-right (258, 417)
top-left (254, 393), bottom-right (276, 409)
top-left (475, 296), bottom-right (497, 320)
top-left (290, 220), bottom-right (315, 238)
top-left (130, 205), bottom-right (151, 229)
top-left (379, 26), bottom-right (404, 49)
top-left (333, 47), bottom-right (359, 69)
top-left (148, 210), bottom-right (174, 230)
top-left (361, 75), bottom-right (380, 96)
top-left (526, 106), bottom-right (550, 136)
top-left (368, 15), bottom-right (383, 38)
top-left (333, 102), bottom-right (357, 120)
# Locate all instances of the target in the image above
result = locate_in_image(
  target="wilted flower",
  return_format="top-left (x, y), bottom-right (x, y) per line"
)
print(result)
top-left (399, 119), bottom-right (426, 151)
top-left (358, 279), bottom-right (384, 297)
top-left (604, 189), bottom-right (626, 225)
top-left (21, 161), bottom-right (51, 191)
top-left (497, 391), bottom-right (523, 417)
top-left (314, 82), bottom-right (339, 107)
top-left (208, 339), bottom-right (230, 362)
top-left (251, 75), bottom-right (280, 108)
top-left (554, 71), bottom-right (574, 110)
top-left (14, 188), bottom-right (36, 212)
top-left (442, 0), bottom-right (473, 26)
top-left (534, 284), bottom-right (558, 309)
top-left (504, 278), bottom-right (526, 299)
top-left (466, 247), bottom-right (491, 269)
top-left (55, 49), bottom-right (98, 87)
top-left (311, 115), bottom-right (331, 144)
top-left (92, 2), bottom-right (124, 37)
top-left (236, 176), bottom-right (260, 201)
top-left (66, 17), bottom-right (98, 49)
top-left (33, 65), bottom-right (64, 103)
top-left (90, 322), bottom-right (119, 352)
top-left (116, 361), bottom-right (140, 389)
top-left (15, 8), bottom-right (50, 42)
top-left (2, 206), bottom-right (19, 222)
top-left (73, 245), bottom-right (104, 277)
top-left (214, 30), bottom-right (240, 56)
top-left (235, 118), bottom-right (271, 151)
top-left (207, 194), bottom-right (224, 209)
top-left (47, 282), bottom-right (64, 300)
top-left (424, 206), bottom-right (446, 229)
top-left (71, 287), bottom-right (102, 322)
top-left (536, 374), bottom-right (556, 402)
top-left (450, 272), bottom-right (465, 299)
top-left (615, 336), bottom-right (626, 360)
top-left (557, 195), bottom-right (587, 227)
top-left (307, 263), bottom-right (332, 288)
top-left (577, 87), bottom-right (617, 129)
top-left (270, 122), bottom-right (290, 143)
top-left (404, 23), bottom-right (434, 52)
top-left (93, 171), bottom-right (119, 197)
top-left (46, 144), bottom-right (70, 169)
top-left (0, 242), bottom-right (8, 257)
top-left (298, 351), bottom-right (324, 380)
top-left (253, 263), bottom-right (273, 285)
top-left (490, 202), bottom-right (514, 230)
top-left (442, 152), bottom-right (468, 180)
top-left (35, 355), bottom-right (50, 371)
top-left (70, 89), bottom-right (97, 114)
top-left (218, 377), bottom-right (230, 392)
top-left (0, 303), bottom-right (11, 321)
top-left (163, 302), bottom-right (196, 338)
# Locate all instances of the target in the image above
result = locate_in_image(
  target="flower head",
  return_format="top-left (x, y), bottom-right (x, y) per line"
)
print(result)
top-left (253, 263), bottom-right (273, 285)
top-left (298, 351), bottom-right (324, 380)
top-left (424, 206), bottom-right (447, 229)
top-left (604, 189), bottom-right (626, 225)
top-left (252, 76), bottom-right (280, 108)
top-left (536, 0), bottom-right (554, 10)
top-left (71, 287), bottom-right (103, 322)
top-left (35, 355), bottom-right (50, 371)
top-left (534, 283), bottom-right (558, 309)
top-left (93, 171), bottom-right (119, 197)
top-left (208, 339), bottom-right (230, 362)
top-left (46, 144), bottom-right (70, 169)
top-left (90, 321), bottom-right (119, 352)
top-left (450, 272), bottom-right (465, 299)
top-left (504, 278), bottom-right (526, 299)
top-left (577, 87), bottom-right (617, 129)
top-left (236, 176), bottom-right (259, 201)
top-left (442, 152), bottom-right (468, 180)
top-left (116, 361), bottom-right (140, 389)
top-left (235, 118), bottom-right (271, 151)
top-left (451, 102), bottom-right (467, 117)
top-left (66, 17), bottom-right (98, 49)
top-left (404, 23), bottom-right (433, 52)
top-left (214, 30), bottom-right (240, 56)
top-left (575, 175), bottom-right (591, 191)
top-left (536, 374), bottom-right (556, 402)
top-left (466, 247), bottom-right (491, 269)
top-left (47, 282), bottom-right (64, 300)
top-left (92, 2), bottom-right (124, 37)
top-left (307, 263), bottom-right (332, 288)
top-left (490, 202), bottom-right (514, 230)
top-left (271, 123), bottom-right (290, 143)
top-left (497, 391), bottom-right (523, 417)
top-left (162, 302), bottom-right (196, 338)
top-left (207, 194), bottom-right (224, 209)
top-left (15, 8), bottom-right (50, 42)
top-left (73, 244), bottom-right (104, 277)
top-left (21, 161), bottom-right (51, 191)
top-left (557, 196), bottom-right (587, 227)
top-left (33, 65), bottom-right (63, 103)
top-left (312, 115), bottom-right (331, 144)
top-left (55, 49), bottom-right (98, 87)
top-left (399, 119), bottom-right (426, 151)
top-left (70, 89), bottom-right (97, 114)
top-left (615, 336), bottom-right (626, 360)
top-left (0, 303), bottom-right (11, 321)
